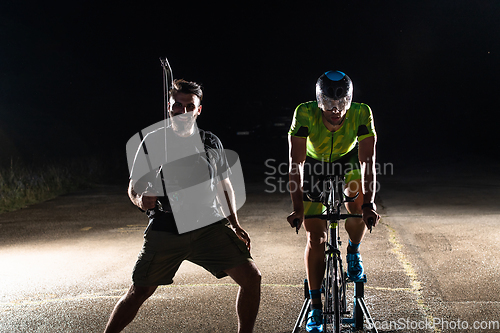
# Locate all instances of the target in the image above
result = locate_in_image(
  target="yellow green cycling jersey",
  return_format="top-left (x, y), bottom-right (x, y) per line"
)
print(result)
top-left (288, 101), bottom-right (376, 162)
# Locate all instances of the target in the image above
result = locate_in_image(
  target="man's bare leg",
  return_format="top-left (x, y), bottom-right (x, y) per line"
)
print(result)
top-left (104, 285), bottom-right (157, 333)
top-left (344, 179), bottom-right (367, 244)
top-left (224, 262), bottom-right (261, 333)
top-left (303, 218), bottom-right (327, 294)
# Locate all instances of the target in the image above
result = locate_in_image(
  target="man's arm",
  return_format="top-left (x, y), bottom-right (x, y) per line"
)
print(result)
top-left (286, 135), bottom-right (307, 231)
top-left (358, 135), bottom-right (380, 227)
top-left (128, 179), bottom-right (157, 211)
top-left (217, 177), bottom-right (251, 250)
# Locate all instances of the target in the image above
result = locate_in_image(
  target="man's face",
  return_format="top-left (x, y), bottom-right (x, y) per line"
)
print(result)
top-left (169, 92), bottom-right (202, 136)
top-left (322, 107), bottom-right (347, 126)
top-left (317, 95), bottom-right (351, 127)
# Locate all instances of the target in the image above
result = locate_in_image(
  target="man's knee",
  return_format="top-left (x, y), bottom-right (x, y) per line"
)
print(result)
top-left (307, 231), bottom-right (327, 248)
top-left (226, 262), bottom-right (261, 289)
top-left (126, 285), bottom-right (157, 303)
top-left (345, 216), bottom-right (365, 229)
top-left (251, 264), bottom-right (262, 283)
top-left (243, 262), bottom-right (262, 287)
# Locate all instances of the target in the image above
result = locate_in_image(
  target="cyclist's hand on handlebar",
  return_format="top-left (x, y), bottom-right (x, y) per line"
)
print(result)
top-left (287, 211), bottom-right (304, 234)
top-left (362, 207), bottom-right (380, 232)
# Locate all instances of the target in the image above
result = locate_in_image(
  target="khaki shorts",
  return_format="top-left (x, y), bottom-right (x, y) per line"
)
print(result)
top-left (132, 221), bottom-right (253, 286)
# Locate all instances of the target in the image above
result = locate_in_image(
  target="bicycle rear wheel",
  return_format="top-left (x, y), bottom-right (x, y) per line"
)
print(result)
top-left (323, 252), bottom-right (342, 333)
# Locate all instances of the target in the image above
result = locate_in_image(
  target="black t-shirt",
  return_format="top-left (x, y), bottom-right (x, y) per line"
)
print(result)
top-left (132, 127), bottom-right (230, 234)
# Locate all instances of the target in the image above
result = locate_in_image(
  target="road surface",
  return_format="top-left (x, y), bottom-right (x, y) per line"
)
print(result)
top-left (1, 161), bottom-right (499, 332)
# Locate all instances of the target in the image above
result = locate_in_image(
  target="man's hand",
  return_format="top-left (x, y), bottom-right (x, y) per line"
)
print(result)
top-left (139, 193), bottom-right (157, 211)
top-left (287, 210), bottom-right (304, 233)
top-left (128, 180), bottom-right (157, 211)
top-left (362, 207), bottom-right (380, 231)
top-left (232, 225), bottom-right (251, 251)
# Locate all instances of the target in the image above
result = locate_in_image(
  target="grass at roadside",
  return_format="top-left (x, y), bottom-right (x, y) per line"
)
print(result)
top-left (0, 157), bottom-right (116, 213)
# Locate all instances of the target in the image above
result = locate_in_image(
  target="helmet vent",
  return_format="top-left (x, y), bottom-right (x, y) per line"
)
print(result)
top-left (335, 87), bottom-right (344, 99)
top-left (328, 87), bottom-right (344, 99)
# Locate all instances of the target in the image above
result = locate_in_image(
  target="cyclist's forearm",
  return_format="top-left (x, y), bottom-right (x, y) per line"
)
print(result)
top-left (362, 162), bottom-right (377, 204)
top-left (359, 136), bottom-right (377, 205)
top-left (288, 135), bottom-right (307, 213)
top-left (289, 163), bottom-right (304, 212)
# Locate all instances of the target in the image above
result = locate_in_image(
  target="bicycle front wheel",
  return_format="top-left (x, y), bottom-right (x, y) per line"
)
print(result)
top-left (323, 252), bottom-right (343, 333)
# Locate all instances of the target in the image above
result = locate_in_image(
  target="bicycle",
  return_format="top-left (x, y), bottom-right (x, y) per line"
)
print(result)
top-left (292, 175), bottom-right (378, 333)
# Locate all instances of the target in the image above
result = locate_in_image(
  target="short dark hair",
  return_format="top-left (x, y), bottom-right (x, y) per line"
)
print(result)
top-left (169, 79), bottom-right (203, 102)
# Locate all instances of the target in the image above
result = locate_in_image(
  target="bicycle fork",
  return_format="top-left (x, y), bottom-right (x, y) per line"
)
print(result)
top-left (324, 244), bottom-right (347, 316)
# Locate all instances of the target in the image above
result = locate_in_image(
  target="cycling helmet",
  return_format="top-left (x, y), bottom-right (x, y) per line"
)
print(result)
top-left (316, 70), bottom-right (353, 111)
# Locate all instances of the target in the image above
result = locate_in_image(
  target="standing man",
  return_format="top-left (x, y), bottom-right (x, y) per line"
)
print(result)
top-left (104, 79), bottom-right (261, 333)
top-left (286, 71), bottom-right (380, 333)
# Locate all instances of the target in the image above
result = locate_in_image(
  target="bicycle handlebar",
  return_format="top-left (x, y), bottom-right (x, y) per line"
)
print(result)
top-left (293, 216), bottom-right (375, 233)
top-left (291, 175), bottom-right (375, 233)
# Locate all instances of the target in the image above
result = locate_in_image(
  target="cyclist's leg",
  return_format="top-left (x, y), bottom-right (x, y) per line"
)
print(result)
top-left (344, 175), bottom-right (367, 244)
top-left (344, 174), bottom-right (367, 281)
top-left (302, 158), bottom-right (328, 294)
top-left (303, 215), bottom-right (328, 292)
top-left (336, 146), bottom-right (367, 243)
top-left (302, 158), bottom-right (328, 331)
top-left (303, 212), bottom-right (327, 332)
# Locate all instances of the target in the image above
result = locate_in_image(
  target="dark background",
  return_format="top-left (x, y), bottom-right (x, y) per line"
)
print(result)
top-left (1, 1), bottom-right (499, 179)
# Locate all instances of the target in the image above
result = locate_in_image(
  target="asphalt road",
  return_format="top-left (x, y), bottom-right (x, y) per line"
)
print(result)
top-left (1, 161), bottom-right (500, 332)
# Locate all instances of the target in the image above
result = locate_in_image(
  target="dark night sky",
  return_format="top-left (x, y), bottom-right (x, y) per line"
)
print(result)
top-left (1, 1), bottom-right (499, 174)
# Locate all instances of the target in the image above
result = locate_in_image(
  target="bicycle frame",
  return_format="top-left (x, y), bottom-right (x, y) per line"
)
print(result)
top-left (292, 175), bottom-right (378, 333)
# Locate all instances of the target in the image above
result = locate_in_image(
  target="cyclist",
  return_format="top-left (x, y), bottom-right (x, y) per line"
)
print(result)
top-left (287, 71), bottom-right (380, 332)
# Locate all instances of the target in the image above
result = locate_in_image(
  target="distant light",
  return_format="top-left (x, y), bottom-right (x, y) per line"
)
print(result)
top-left (236, 131), bottom-right (250, 136)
